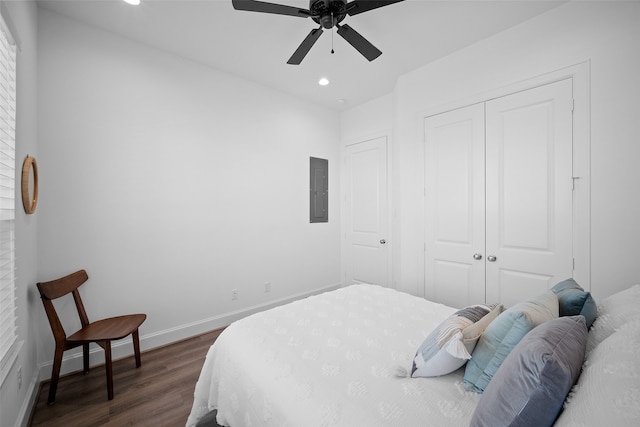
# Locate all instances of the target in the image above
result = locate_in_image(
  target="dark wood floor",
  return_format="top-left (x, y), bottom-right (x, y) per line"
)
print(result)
top-left (29, 328), bottom-right (224, 427)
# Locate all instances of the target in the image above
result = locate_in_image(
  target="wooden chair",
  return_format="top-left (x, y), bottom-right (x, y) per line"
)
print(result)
top-left (37, 269), bottom-right (147, 405)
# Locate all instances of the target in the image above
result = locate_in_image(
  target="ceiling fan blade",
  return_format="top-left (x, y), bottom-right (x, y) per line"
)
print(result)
top-left (287, 27), bottom-right (324, 65)
top-left (346, 0), bottom-right (405, 16)
top-left (232, 0), bottom-right (310, 18)
top-left (336, 24), bottom-right (382, 61)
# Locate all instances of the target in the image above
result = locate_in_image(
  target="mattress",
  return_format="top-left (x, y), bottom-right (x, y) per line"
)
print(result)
top-left (186, 284), bottom-right (481, 427)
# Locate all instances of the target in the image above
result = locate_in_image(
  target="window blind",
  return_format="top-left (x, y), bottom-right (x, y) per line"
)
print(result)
top-left (0, 10), bottom-right (17, 373)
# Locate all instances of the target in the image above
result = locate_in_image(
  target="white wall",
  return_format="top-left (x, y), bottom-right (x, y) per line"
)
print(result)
top-left (342, 1), bottom-right (640, 302)
top-left (341, 93), bottom-right (393, 145)
top-left (0, 1), bottom-right (39, 427)
top-left (35, 8), bottom-right (341, 379)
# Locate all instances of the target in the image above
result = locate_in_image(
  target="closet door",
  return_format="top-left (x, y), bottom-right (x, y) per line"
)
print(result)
top-left (424, 104), bottom-right (486, 308)
top-left (484, 79), bottom-right (574, 307)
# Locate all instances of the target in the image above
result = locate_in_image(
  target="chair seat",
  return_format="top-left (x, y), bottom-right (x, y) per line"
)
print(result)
top-left (67, 314), bottom-right (147, 343)
top-left (38, 269), bottom-right (147, 403)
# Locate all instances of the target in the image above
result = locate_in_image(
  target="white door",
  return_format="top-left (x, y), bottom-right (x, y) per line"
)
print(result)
top-left (424, 104), bottom-right (486, 308)
top-left (344, 136), bottom-right (389, 286)
top-left (485, 79), bottom-right (574, 306)
top-left (424, 79), bottom-right (574, 308)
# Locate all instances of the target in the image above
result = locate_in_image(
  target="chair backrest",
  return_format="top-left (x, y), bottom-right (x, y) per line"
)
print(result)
top-left (37, 270), bottom-right (91, 344)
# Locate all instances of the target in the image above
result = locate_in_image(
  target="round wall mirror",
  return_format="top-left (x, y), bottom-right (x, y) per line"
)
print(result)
top-left (21, 156), bottom-right (38, 214)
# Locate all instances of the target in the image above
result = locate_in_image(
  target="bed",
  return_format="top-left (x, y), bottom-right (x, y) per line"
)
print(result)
top-left (186, 282), bottom-right (640, 427)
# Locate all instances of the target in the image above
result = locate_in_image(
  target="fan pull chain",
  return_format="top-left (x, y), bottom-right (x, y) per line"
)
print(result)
top-left (331, 30), bottom-right (334, 54)
top-left (331, 13), bottom-right (335, 54)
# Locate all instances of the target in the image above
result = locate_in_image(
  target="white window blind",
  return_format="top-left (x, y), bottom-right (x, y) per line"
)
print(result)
top-left (0, 10), bottom-right (17, 373)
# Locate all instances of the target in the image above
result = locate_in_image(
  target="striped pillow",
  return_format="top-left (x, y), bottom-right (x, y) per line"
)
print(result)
top-left (412, 303), bottom-right (503, 378)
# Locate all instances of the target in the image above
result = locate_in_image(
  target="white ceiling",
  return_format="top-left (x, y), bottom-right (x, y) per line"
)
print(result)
top-left (36, 0), bottom-right (566, 111)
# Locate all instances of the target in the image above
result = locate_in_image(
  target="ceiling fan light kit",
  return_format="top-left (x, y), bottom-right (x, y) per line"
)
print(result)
top-left (231, 0), bottom-right (404, 64)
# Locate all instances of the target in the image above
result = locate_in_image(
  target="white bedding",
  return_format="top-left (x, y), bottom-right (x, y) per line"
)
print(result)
top-left (186, 285), bottom-right (481, 427)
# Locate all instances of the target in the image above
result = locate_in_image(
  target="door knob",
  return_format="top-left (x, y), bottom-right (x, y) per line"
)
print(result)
top-left (380, 239), bottom-right (386, 245)
top-left (487, 255), bottom-right (497, 262)
top-left (473, 253), bottom-right (483, 260)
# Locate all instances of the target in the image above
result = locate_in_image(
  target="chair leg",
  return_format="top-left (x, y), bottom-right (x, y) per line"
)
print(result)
top-left (83, 343), bottom-right (90, 374)
top-left (132, 329), bottom-right (142, 368)
top-left (47, 346), bottom-right (64, 405)
top-left (104, 341), bottom-right (114, 400)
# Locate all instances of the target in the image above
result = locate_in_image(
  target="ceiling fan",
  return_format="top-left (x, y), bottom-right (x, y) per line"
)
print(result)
top-left (231, 0), bottom-right (405, 64)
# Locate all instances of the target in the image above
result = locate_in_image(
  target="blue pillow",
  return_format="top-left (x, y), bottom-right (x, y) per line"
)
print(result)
top-left (470, 316), bottom-right (587, 427)
top-left (551, 278), bottom-right (597, 328)
top-left (464, 290), bottom-right (558, 393)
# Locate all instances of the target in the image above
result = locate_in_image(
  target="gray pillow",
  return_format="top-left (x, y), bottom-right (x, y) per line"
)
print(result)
top-left (470, 315), bottom-right (587, 427)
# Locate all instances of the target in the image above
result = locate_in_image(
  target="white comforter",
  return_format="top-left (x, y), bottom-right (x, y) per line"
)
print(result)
top-left (186, 285), bottom-right (481, 427)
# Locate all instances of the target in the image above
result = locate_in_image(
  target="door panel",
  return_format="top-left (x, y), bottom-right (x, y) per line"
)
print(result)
top-left (424, 104), bottom-right (486, 307)
top-left (496, 270), bottom-right (554, 308)
top-left (485, 79), bottom-right (574, 306)
top-left (345, 137), bottom-right (388, 286)
top-left (433, 260), bottom-right (476, 308)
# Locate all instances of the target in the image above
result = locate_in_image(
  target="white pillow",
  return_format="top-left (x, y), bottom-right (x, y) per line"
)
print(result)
top-left (555, 318), bottom-right (640, 426)
top-left (587, 284), bottom-right (640, 353)
top-left (412, 303), bottom-right (503, 378)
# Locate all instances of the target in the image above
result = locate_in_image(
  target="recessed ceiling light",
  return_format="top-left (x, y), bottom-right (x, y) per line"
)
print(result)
top-left (318, 77), bottom-right (330, 86)
top-left (123, 0), bottom-right (141, 5)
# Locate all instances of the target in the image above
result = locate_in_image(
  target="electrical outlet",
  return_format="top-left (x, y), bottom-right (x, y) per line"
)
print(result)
top-left (231, 289), bottom-right (238, 301)
top-left (17, 366), bottom-right (22, 389)
top-left (264, 282), bottom-right (271, 293)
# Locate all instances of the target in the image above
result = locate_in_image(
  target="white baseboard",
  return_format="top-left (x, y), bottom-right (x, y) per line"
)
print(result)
top-left (37, 282), bottom-right (342, 382)
top-left (17, 370), bottom-right (40, 427)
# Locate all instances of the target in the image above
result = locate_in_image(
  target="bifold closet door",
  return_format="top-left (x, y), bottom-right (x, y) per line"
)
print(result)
top-left (424, 79), bottom-right (574, 308)
top-left (424, 103), bottom-right (486, 308)
top-left (484, 79), bottom-right (574, 307)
